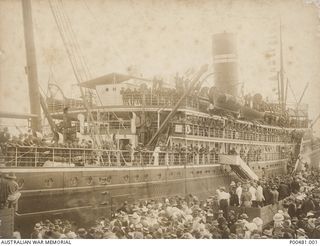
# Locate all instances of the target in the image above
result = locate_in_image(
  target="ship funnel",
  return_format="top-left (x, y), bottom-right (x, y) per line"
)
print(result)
top-left (212, 33), bottom-right (239, 97)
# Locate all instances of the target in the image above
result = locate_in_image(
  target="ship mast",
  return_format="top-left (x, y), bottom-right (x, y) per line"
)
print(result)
top-left (21, 0), bottom-right (42, 132)
top-left (279, 20), bottom-right (285, 113)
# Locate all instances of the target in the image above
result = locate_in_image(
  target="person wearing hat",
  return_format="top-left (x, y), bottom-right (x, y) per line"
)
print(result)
top-left (291, 177), bottom-right (301, 194)
top-left (31, 223), bottom-right (43, 239)
top-left (229, 184), bottom-right (239, 207)
top-left (252, 217), bottom-right (263, 232)
top-left (0, 171), bottom-right (8, 208)
top-left (249, 181), bottom-right (257, 207)
top-left (233, 219), bottom-right (245, 236)
top-left (262, 228), bottom-right (273, 238)
top-left (77, 228), bottom-right (87, 239)
top-left (288, 198), bottom-right (298, 218)
top-left (51, 225), bottom-right (62, 239)
top-left (310, 219), bottom-right (320, 239)
top-left (216, 187), bottom-right (230, 220)
top-left (5, 173), bottom-right (21, 210)
top-left (270, 185), bottom-right (279, 205)
top-left (273, 212), bottom-right (284, 228)
top-left (296, 228), bottom-right (308, 239)
top-left (301, 196), bottom-right (315, 215)
top-left (236, 182), bottom-right (243, 205)
top-left (240, 187), bottom-right (252, 208)
top-left (62, 107), bottom-right (73, 143)
top-left (64, 225), bottom-right (77, 239)
top-left (256, 181), bottom-right (265, 207)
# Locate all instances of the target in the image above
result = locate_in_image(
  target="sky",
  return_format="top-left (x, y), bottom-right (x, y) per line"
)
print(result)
top-left (0, 0), bottom-right (320, 134)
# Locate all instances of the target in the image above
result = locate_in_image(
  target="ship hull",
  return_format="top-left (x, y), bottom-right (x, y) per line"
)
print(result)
top-left (2, 164), bottom-right (234, 237)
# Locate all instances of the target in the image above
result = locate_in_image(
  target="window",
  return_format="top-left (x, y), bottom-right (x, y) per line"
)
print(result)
top-left (105, 88), bottom-right (109, 92)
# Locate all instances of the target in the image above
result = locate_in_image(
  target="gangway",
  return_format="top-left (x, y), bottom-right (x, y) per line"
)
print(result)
top-left (219, 154), bottom-right (259, 180)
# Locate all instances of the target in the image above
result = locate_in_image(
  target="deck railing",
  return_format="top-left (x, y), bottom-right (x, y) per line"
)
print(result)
top-left (0, 145), bottom-right (288, 168)
top-left (0, 146), bottom-right (218, 168)
top-left (171, 122), bottom-right (295, 143)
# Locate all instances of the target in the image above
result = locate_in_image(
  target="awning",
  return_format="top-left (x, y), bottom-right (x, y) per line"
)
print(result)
top-left (79, 72), bottom-right (150, 89)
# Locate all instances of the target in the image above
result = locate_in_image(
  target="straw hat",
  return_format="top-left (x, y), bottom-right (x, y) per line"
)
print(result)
top-left (34, 223), bottom-right (42, 230)
top-left (252, 217), bottom-right (263, 226)
top-left (240, 213), bottom-right (249, 220)
top-left (5, 173), bottom-right (16, 180)
top-left (296, 228), bottom-right (306, 235)
top-left (262, 229), bottom-right (273, 237)
top-left (307, 212), bottom-right (315, 217)
top-left (77, 228), bottom-right (87, 236)
top-left (273, 213), bottom-right (284, 222)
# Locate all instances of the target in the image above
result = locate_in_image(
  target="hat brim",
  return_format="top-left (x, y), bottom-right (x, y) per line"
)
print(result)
top-left (5, 175), bottom-right (17, 179)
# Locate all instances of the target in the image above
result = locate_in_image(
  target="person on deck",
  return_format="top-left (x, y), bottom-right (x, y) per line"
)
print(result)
top-left (62, 107), bottom-right (73, 144)
top-left (0, 172), bottom-right (8, 208)
top-left (5, 173), bottom-right (21, 210)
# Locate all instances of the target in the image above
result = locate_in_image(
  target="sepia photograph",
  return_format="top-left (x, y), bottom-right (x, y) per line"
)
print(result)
top-left (0, 0), bottom-right (320, 241)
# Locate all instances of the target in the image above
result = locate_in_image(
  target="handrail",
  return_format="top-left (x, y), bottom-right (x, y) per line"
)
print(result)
top-left (171, 121), bottom-right (300, 143)
top-left (15, 205), bottom-right (93, 217)
top-left (0, 144), bottom-right (291, 168)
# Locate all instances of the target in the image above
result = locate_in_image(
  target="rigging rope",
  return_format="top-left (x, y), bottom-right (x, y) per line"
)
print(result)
top-left (48, 0), bottom-right (103, 150)
top-left (56, 0), bottom-right (129, 133)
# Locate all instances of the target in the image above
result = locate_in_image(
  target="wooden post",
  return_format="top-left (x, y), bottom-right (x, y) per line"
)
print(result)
top-left (15, 148), bottom-right (18, 167)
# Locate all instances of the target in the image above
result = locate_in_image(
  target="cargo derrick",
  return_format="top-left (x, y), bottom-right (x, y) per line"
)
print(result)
top-left (147, 65), bottom-right (209, 147)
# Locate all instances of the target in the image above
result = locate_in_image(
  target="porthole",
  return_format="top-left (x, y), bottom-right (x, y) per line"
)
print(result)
top-left (17, 178), bottom-right (25, 189)
top-left (70, 177), bottom-right (79, 186)
top-left (135, 174), bottom-right (140, 181)
top-left (106, 176), bottom-right (112, 184)
top-left (123, 175), bottom-right (129, 183)
top-left (144, 174), bottom-right (149, 180)
top-left (99, 176), bottom-right (111, 185)
top-left (45, 178), bottom-right (54, 188)
top-left (86, 176), bottom-right (93, 185)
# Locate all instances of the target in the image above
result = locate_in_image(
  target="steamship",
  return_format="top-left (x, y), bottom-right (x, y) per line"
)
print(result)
top-left (0, 0), bottom-right (315, 237)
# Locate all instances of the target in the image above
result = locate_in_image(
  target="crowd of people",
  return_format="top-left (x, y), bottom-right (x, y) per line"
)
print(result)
top-left (24, 170), bottom-right (320, 239)
top-left (119, 76), bottom-right (199, 108)
top-left (0, 126), bottom-right (295, 168)
top-left (172, 115), bottom-right (304, 144)
top-left (0, 126), bottom-right (95, 150)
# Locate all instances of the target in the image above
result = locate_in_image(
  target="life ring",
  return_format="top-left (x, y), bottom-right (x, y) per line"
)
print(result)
top-left (185, 124), bottom-right (191, 134)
